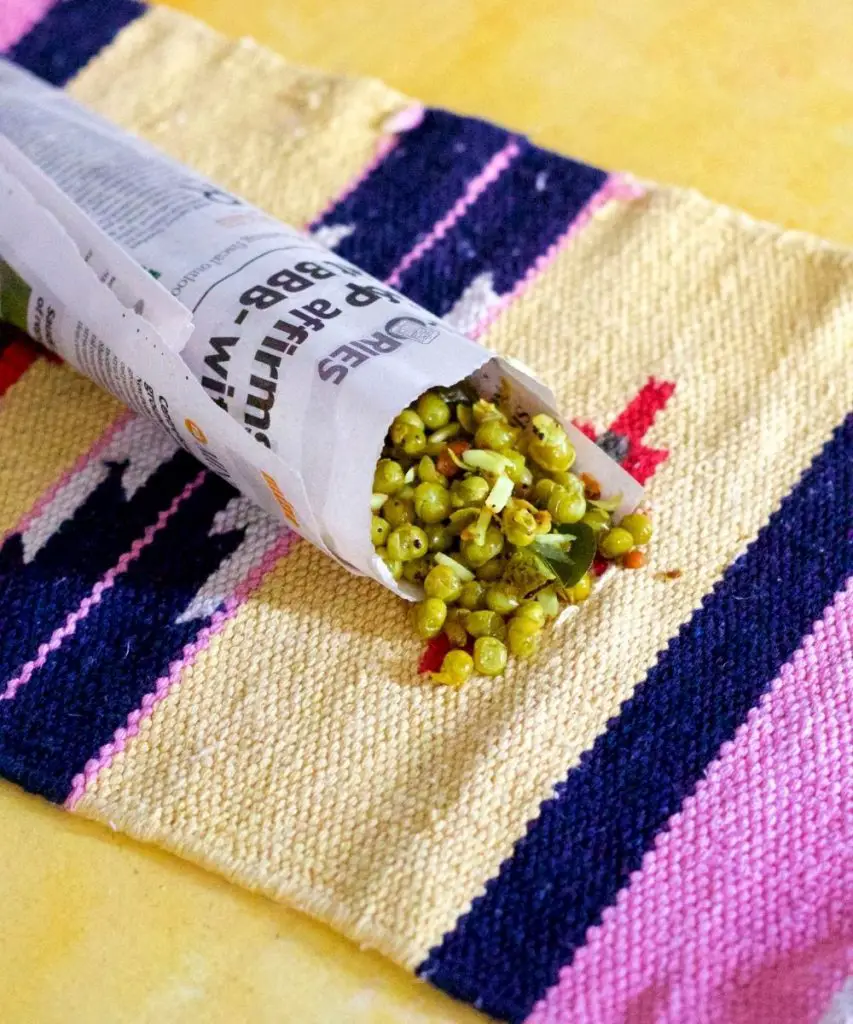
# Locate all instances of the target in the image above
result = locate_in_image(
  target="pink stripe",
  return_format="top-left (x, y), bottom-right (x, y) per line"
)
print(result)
top-left (527, 577), bottom-right (853, 1024)
top-left (469, 174), bottom-right (645, 340)
top-left (64, 528), bottom-right (298, 809)
top-left (385, 139), bottom-right (522, 287)
top-left (1, 470), bottom-right (207, 703)
top-left (0, 0), bottom-right (55, 51)
top-left (0, 409), bottom-right (134, 549)
top-left (309, 103), bottom-right (424, 228)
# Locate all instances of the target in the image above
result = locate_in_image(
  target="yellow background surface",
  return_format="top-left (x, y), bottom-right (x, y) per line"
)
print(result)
top-left (3, 1), bottom-right (853, 1021)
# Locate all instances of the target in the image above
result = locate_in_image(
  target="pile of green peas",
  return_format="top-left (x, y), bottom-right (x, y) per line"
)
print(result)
top-left (371, 385), bottom-right (653, 685)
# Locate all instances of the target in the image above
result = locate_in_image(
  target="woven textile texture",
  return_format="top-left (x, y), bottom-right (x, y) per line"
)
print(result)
top-left (0, 3), bottom-right (851, 1022)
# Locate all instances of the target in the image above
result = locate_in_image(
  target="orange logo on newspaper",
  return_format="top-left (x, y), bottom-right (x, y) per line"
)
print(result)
top-left (184, 418), bottom-right (208, 444)
top-left (261, 471), bottom-right (299, 528)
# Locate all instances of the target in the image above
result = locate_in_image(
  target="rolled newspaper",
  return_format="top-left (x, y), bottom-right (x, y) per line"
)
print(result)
top-left (0, 58), bottom-right (641, 596)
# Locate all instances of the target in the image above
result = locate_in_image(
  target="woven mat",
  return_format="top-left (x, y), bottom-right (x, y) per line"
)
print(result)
top-left (1, 3), bottom-right (851, 1022)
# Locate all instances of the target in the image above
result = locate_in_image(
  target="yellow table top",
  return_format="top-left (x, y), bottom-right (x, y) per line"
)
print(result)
top-left (3, 2), bottom-right (853, 1020)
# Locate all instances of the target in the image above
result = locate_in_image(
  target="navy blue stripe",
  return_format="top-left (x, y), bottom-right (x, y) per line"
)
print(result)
top-left (398, 143), bottom-right (606, 316)
top-left (313, 109), bottom-right (514, 280)
top-left (419, 413), bottom-right (853, 1022)
top-left (0, 453), bottom-right (198, 681)
top-left (0, 454), bottom-right (244, 804)
top-left (7, 0), bottom-right (145, 85)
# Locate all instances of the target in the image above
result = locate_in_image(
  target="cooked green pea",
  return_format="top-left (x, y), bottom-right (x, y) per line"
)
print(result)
top-left (475, 418), bottom-right (517, 451)
top-left (424, 564), bottom-right (463, 603)
top-left (384, 496), bottom-right (415, 528)
top-left (515, 600), bottom-right (546, 628)
top-left (387, 524), bottom-right (429, 562)
top-left (564, 571), bottom-right (592, 603)
top-left (377, 548), bottom-right (403, 580)
top-left (547, 484), bottom-right (586, 525)
top-left (527, 414), bottom-right (575, 473)
top-left (456, 404), bottom-right (475, 434)
top-left (466, 609), bottom-right (507, 641)
top-left (476, 556), bottom-right (506, 582)
top-left (402, 557), bottom-right (431, 584)
top-left (414, 597), bottom-right (447, 639)
top-left (373, 458), bottom-right (405, 495)
top-left (461, 525), bottom-right (505, 568)
top-left (417, 455), bottom-right (446, 485)
top-left (458, 580), bottom-right (487, 610)
top-left (450, 475), bottom-right (490, 509)
top-left (532, 477), bottom-right (557, 507)
top-left (620, 512), bottom-right (653, 545)
top-left (507, 618), bottom-right (540, 659)
top-left (371, 516), bottom-right (390, 547)
top-left (414, 481), bottom-right (452, 524)
top-left (472, 399), bottom-right (501, 424)
top-left (485, 582), bottom-right (521, 615)
top-left (434, 648), bottom-right (474, 686)
top-left (443, 609), bottom-right (470, 649)
top-left (416, 392), bottom-right (451, 430)
top-left (473, 636), bottom-right (508, 676)
top-left (390, 409), bottom-right (424, 443)
top-left (582, 508), bottom-right (610, 532)
top-left (425, 523), bottom-right (453, 553)
top-left (501, 449), bottom-right (533, 486)
top-left (502, 499), bottom-right (538, 546)
top-left (399, 427), bottom-right (426, 457)
top-left (598, 527), bottom-right (634, 559)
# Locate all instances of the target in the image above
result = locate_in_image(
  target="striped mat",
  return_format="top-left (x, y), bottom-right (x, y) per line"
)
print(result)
top-left (1, 3), bottom-right (851, 1022)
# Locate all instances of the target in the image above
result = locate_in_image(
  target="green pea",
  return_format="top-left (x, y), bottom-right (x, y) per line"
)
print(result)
top-left (620, 513), bottom-right (653, 546)
top-left (507, 618), bottom-right (540, 659)
top-left (424, 564), bottom-right (463, 603)
top-left (425, 523), bottom-right (453, 553)
top-left (435, 648), bottom-right (474, 686)
top-left (531, 477), bottom-right (557, 507)
top-left (373, 458), bottom-right (405, 495)
top-left (456, 404), bottom-right (476, 434)
top-left (565, 571), bottom-right (592, 603)
top-left (371, 516), bottom-right (390, 547)
top-left (450, 475), bottom-right (490, 509)
top-left (443, 609), bottom-right (470, 649)
top-left (399, 426), bottom-right (426, 457)
top-left (466, 610), bottom-right (507, 641)
top-left (476, 556), bottom-right (506, 582)
top-left (473, 636), bottom-right (508, 676)
top-left (417, 455), bottom-right (446, 485)
top-left (377, 548), bottom-right (403, 580)
top-left (387, 524), bottom-right (429, 562)
top-left (458, 580), bottom-right (487, 610)
top-left (384, 496), bottom-right (415, 528)
top-left (501, 499), bottom-right (538, 547)
top-left (472, 399), bottom-right (501, 425)
top-left (527, 414), bottom-right (575, 473)
top-left (485, 582), bottom-right (521, 615)
top-left (582, 508), bottom-right (610, 532)
top-left (515, 600), bottom-right (546, 628)
top-left (390, 409), bottom-right (424, 444)
top-left (474, 418), bottom-right (518, 451)
top-left (501, 449), bottom-right (533, 486)
top-left (416, 392), bottom-right (451, 430)
top-left (402, 557), bottom-right (431, 584)
top-left (414, 481), bottom-right (452, 524)
top-left (448, 508), bottom-right (479, 536)
top-left (461, 525), bottom-right (505, 568)
top-left (599, 527), bottom-right (634, 559)
top-left (414, 597), bottom-right (447, 639)
top-left (547, 484), bottom-right (586, 525)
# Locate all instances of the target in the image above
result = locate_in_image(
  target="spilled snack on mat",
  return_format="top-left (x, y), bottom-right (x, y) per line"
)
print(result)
top-left (373, 382), bottom-right (654, 684)
top-left (0, 58), bottom-right (646, 681)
